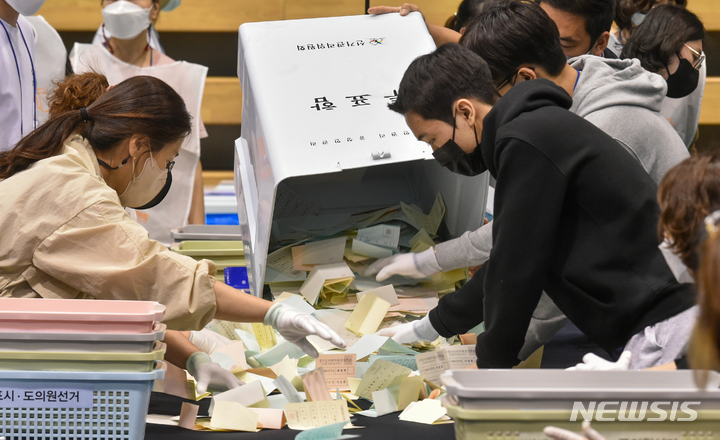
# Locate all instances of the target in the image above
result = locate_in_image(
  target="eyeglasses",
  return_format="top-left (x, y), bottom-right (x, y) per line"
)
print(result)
top-left (496, 69), bottom-right (519, 93)
top-left (684, 44), bottom-right (705, 70)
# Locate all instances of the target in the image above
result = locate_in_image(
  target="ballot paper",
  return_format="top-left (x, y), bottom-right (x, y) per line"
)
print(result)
top-left (302, 368), bottom-right (333, 402)
top-left (372, 389), bottom-right (398, 416)
top-left (252, 322), bottom-right (278, 350)
top-left (415, 345), bottom-right (477, 384)
top-left (345, 293), bottom-right (391, 336)
top-left (356, 224), bottom-right (401, 249)
top-left (211, 341), bottom-right (250, 371)
top-left (300, 262), bottom-right (354, 305)
top-left (397, 375), bottom-right (424, 411)
top-left (267, 244), bottom-right (308, 280)
top-left (378, 338), bottom-right (418, 356)
top-left (355, 359), bottom-right (412, 400)
top-left (250, 407), bottom-right (287, 429)
top-left (179, 402), bottom-right (199, 430)
top-left (212, 381), bottom-right (267, 414)
top-left (284, 400), bottom-right (350, 430)
top-left (295, 420), bottom-right (348, 440)
top-left (356, 285), bottom-right (399, 307)
top-left (401, 193), bottom-right (446, 236)
top-left (292, 246), bottom-right (317, 271)
top-left (351, 239), bottom-right (393, 259)
top-left (368, 355), bottom-right (417, 371)
top-left (256, 340), bottom-right (306, 367)
top-left (343, 334), bottom-right (388, 361)
top-left (276, 293), bottom-right (318, 315)
top-left (303, 237), bottom-right (347, 265)
top-left (408, 229), bottom-right (435, 253)
top-left (316, 354), bottom-right (357, 391)
top-left (398, 399), bottom-right (447, 424)
top-left (315, 310), bottom-right (361, 349)
top-left (210, 401), bottom-right (259, 432)
top-left (275, 374), bottom-right (305, 404)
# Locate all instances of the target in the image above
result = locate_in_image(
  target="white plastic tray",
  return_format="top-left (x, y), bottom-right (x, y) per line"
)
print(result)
top-left (0, 323), bottom-right (166, 352)
top-left (171, 225), bottom-right (242, 241)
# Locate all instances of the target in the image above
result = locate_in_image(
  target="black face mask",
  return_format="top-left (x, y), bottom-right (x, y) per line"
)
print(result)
top-left (133, 170), bottom-right (172, 210)
top-left (432, 123), bottom-right (485, 176)
top-left (666, 58), bottom-right (700, 99)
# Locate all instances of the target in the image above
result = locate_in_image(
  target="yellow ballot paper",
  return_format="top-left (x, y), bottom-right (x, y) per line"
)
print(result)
top-left (355, 359), bottom-right (412, 400)
top-left (300, 262), bottom-right (354, 305)
top-left (294, 420), bottom-right (348, 440)
top-left (398, 375), bottom-right (425, 411)
top-left (210, 401), bottom-right (260, 432)
top-left (398, 399), bottom-right (447, 424)
top-left (401, 193), bottom-right (446, 236)
top-left (252, 322), bottom-right (278, 350)
top-left (345, 293), bottom-right (391, 336)
top-left (284, 400), bottom-right (350, 430)
top-left (356, 285), bottom-right (399, 307)
top-left (409, 229), bottom-right (436, 253)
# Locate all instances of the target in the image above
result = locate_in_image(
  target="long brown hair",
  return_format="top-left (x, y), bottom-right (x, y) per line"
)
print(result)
top-left (689, 223), bottom-right (720, 384)
top-left (657, 152), bottom-right (720, 271)
top-left (48, 72), bottom-right (109, 119)
top-left (615, 0), bottom-right (687, 34)
top-left (0, 75), bottom-right (191, 180)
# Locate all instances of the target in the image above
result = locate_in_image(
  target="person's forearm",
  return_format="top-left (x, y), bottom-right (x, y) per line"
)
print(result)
top-left (163, 330), bottom-right (201, 369)
top-left (427, 22), bottom-right (461, 46)
top-left (212, 281), bottom-right (273, 322)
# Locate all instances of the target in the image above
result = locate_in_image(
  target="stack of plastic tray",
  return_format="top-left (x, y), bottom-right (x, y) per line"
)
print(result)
top-left (442, 369), bottom-right (720, 440)
top-left (0, 298), bottom-right (167, 440)
top-left (172, 240), bottom-right (246, 283)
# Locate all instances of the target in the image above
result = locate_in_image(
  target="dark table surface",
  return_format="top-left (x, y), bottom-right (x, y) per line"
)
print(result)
top-left (146, 392), bottom-right (456, 440)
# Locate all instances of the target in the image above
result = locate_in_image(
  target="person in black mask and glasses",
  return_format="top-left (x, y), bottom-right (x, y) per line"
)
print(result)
top-left (372, 43), bottom-right (696, 370)
top-left (622, 4), bottom-right (705, 148)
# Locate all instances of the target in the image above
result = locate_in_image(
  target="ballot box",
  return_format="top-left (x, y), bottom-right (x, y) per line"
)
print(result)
top-left (442, 369), bottom-right (720, 440)
top-left (236, 13), bottom-right (490, 297)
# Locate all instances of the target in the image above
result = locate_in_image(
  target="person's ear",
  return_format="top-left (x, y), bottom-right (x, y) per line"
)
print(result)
top-left (517, 66), bottom-right (538, 82)
top-left (593, 31), bottom-right (610, 55)
top-left (149, 1), bottom-right (160, 21)
top-left (128, 135), bottom-right (150, 159)
top-left (454, 99), bottom-right (477, 127)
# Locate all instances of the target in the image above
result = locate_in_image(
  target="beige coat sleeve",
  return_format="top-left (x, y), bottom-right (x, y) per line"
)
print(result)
top-left (26, 198), bottom-right (217, 330)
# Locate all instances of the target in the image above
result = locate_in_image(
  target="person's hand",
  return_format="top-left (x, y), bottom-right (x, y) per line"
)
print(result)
top-left (567, 351), bottom-right (631, 371)
top-left (376, 315), bottom-right (440, 344)
top-left (186, 352), bottom-right (244, 394)
top-left (544, 421), bottom-right (606, 440)
top-left (264, 304), bottom-right (346, 357)
top-left (188, 328), bottom-right (232, 354)
top-left (364, 248), bottom-right (441, 281)
top-left (367, 3), bottom-right (421, 16)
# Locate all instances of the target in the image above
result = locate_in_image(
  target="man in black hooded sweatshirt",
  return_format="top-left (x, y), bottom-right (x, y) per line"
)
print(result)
top-left (386, 43), bottom-right (696, 369)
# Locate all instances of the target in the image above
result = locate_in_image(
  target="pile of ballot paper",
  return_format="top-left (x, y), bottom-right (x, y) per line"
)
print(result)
top-left (159, 193), bottom-right (512, 433)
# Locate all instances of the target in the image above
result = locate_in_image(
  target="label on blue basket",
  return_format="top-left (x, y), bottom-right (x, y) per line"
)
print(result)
top-left (0, 386), bottom-right (93, 408)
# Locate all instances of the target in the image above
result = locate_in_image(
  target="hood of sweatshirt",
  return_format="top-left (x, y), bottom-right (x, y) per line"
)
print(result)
top-left (569, 55), bottom-right (667, 118)
top-left (480, 79), bottom-right (572, 176)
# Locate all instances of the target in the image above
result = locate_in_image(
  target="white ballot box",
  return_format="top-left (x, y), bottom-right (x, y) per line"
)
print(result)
top-left (236, 13), bottom-right (490, 297)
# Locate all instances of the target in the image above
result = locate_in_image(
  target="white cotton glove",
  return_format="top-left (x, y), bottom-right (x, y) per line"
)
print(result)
top-left (567, 351), bottom-right (632, 371)
top-left (264, 304), bottom-right (346, 358)
top-left (186, 352), bottom-right (244, 394)
top-left (364, 248), bottom-right (441, 282)
top-left (544, 421), bottom-right (606, 440)
top-left (188, 329), bottom-right (232, 354)
top-left (375, 315), bottom-right (440, 344)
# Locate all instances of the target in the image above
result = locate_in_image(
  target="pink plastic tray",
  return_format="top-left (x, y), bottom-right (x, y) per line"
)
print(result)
top-left (0, 298), bottom-right (165, 333)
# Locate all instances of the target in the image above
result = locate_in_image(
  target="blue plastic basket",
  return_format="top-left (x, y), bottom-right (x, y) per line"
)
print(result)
top-left (0, 368), bottom-right (164, 440)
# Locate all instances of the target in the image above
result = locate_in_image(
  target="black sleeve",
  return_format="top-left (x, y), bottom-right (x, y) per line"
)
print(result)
top-left (428, 263), bottom-right (486, 337)
top-left (476, 138), bottom-right (568, 368)
top-left (674, 355), bottom-right (690, 370)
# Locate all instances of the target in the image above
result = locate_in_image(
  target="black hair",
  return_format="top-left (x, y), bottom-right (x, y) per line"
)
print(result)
top-left (621, 4), bottom-right (704, 73)
top-left (388, 43), bottom-right (498, 125)
top-left (615, 0), bottom-right (687, 34)
top-left (537, 0), bottom-right (615, 45)
top-left (445, 0), bottom-right (506, 32)
top-left (460, 1), bottom-right (566, 84)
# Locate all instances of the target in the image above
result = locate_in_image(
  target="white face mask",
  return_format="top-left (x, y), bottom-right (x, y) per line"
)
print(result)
top-left (102, 1), bottom-right (152, 40)
top-left (118, 152), bottom-right (170, 209)
top-left (631, 12), bottom-right (646, 26)
top-left (6, 0), bottom-right (47, 16)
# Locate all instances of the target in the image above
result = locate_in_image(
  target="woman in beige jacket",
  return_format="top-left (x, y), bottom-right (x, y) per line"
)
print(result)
top-left (0, 75), bottom-right (344, 392)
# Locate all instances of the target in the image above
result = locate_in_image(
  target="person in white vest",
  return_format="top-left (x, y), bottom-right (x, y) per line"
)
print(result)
top-left (70, 0), bottom-right (207, 246)
top-left (0, 0), bottom-right (44, 151)
top-left (25, 15), bottom-right (67, 126)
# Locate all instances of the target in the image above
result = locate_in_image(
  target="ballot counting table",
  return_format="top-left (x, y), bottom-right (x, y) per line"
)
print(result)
top-left (145, 392), bottom-right (455, 440)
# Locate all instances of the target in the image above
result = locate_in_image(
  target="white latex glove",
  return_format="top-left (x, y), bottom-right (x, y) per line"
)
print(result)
top-left (188, 328), bottom-right (232, 354)
top-left (264, 304), bottom-right (346, 357)
top-left (364, 248), bottom-right (441, 281)
top-left (186, 352), bottom-right (244, 394)
top-left (544, 421), bottom-right (606, 440)
top-left (567, 351), bottom-right (632, 371)
top-left (375, 315), bottom-right (440, 344)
